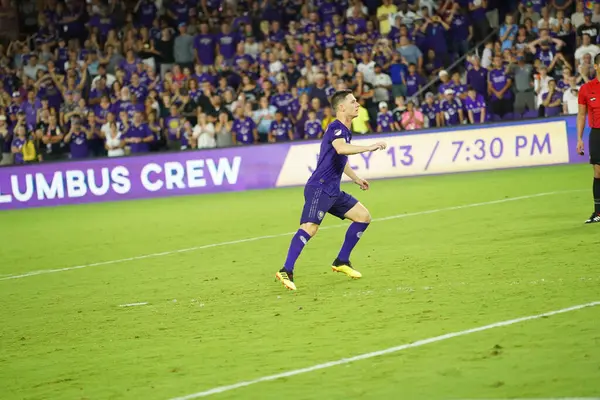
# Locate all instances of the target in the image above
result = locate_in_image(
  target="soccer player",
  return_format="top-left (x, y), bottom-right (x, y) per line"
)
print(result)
top-left (275, 90), bottom-right (387, 291)
top-left (577, 53), bottom-right (600, 224)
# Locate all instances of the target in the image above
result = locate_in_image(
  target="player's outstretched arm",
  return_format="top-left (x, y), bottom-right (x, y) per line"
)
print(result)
top-left (332, 138), bottom-right (387, 155)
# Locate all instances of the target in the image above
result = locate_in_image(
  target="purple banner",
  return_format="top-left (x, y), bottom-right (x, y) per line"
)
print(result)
top-left (0, 116), bottom-right (587, 211)
top-left (0, 145), bottom-right (290, 210)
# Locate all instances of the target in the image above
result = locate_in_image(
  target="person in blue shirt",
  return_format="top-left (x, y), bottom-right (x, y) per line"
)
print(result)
top-left (275, 90), bottom-right (387, 291)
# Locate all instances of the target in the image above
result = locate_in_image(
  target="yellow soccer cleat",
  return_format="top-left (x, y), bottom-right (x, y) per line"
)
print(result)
top-left (331, 259), bottom-right (362, 279)
top-left (275, 269), bottom-right (297, 291)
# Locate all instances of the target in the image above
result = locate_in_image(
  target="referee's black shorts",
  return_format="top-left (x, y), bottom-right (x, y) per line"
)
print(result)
top-left (590, 128), bottom-right (600, 165)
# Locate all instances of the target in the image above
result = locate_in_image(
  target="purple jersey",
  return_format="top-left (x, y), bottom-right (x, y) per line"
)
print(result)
top-left (232, 117), bottom-right (255, 145)
top-left (11, 137), bottom-right (25, 164)
top-left (138, 0), bottom-right (157, 27)
top-left (305, 119), bottom-right (351, 195)
top-left (271, 93), bottom-right (294, 114)
top-left (69, 130), bottom-right (89, 158)
top-left (170, 0), bottom-right (190, 24)
top-left (406, 73), bottom-right (425, 97)
top-left (452, 83), bottom-right (468, 97)
top-left (542, 90), bottom-right (562, 116)
top-left (124, 123), bottom-right (151, 153)
top-left (217, 33), bottom-right (237, 59)
top-left (464, 94), bottom-right (487, 123)
top-left (165, 116), bottom-right (182, 140)
top-left (466, 67), bottom-right (488, 95)
top-left (95, 104), bottom-right (111, 122)
top-left (489, 68), bottom-right (512, 100)
top-left (319, 2), bottom-right (338, 23)
top-left (21, 100), bottom-right (40, 128)
top-left (270, 119), bottom-right (293, 142)
top-left (440, 98), bottom-right (463, 126)
top-left (536, 47), bottom-right (554, 67)
top-left (304, 120), bottom-right (323, 139)
top-left (129, 84), bottom-right (148, 102)
top-left (438, 82), bottom-right (454, 95)
top-left (377, 111), bottom-right (394, 131)
top-left (195, 34), bottom-right (216, 65)
top-left (421, 103), bottom-right (438, 127)
top-left (320, 34), bottom-right (337, 49)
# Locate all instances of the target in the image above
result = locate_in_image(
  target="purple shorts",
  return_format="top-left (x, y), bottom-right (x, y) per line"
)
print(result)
top-left (300, 185), bottom-right (358, 225)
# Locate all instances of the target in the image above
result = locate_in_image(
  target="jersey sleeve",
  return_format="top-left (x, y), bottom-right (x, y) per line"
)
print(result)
top-left (578, 84), bottom-right (587, 106)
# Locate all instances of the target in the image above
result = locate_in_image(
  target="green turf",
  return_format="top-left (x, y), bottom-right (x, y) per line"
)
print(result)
top-left (1, 163), bottom-right (599, 400)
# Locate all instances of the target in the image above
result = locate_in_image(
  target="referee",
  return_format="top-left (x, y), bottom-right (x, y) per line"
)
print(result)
top-left (577, 53), bottom-right (600, 224)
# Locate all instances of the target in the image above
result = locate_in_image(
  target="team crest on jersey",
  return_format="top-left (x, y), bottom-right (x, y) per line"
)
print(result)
top-left (592, 97), bottom-right (597, 101)
top-left (334, 129), bottom-right (342, 136)
top-left (318, 211), bottom-right (325, 220)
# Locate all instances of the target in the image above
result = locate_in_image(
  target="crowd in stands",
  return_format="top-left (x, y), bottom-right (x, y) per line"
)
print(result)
top-left (0, 0), bottom-right (592, 165)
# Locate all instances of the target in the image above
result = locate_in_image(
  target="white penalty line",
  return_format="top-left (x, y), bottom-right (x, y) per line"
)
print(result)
top-left (169, 301), bottom-right (600, 400)
top-left (0, 189), bottom-right (584, 282)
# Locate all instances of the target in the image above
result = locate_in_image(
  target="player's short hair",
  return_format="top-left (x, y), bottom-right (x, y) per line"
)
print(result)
top-left (594, 53), bottom-right (600, 65)
top-left (330, 89), bottom-right (353, 112)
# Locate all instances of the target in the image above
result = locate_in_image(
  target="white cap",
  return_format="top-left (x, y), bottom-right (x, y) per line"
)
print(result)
top-left (444, 88), bottom-right (454, 95)
top-left (378, 101), bottom-right (388, 110)
top-left (438, 70), bottom-right (449, 78)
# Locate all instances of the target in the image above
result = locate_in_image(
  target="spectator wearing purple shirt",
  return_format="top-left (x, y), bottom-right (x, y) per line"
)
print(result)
top-left (21, 91), bottom-right (40, 129)
top-left (271, 82), bottom-right (294, 115)
top-left (123, 112), bottom-right (153, 153)
top-left (421, 93), bottom-right (440, 128)
top-left (217, 23), bottom-right (238, 62)
top-left (465, 87), bottom-right (488, 124)
top-left (64, 118), bottom-right (91, 159)
top-left (232, 107), bottom-right (258, 145)
top-left (304, 111), bottom-right (324, 139)
top-left (269, 111), bottom-right (294, 143)
top-left (437, 70), bottom-right (454, 96)
top-left (541, 79), bottom-right (563, 117)
top-left (466, 55), bottom-right (488, 96)
top-left (135, 0), bottom-right (158, 28)
top-left (439, 89), bottom-right (464, 126)
top-left (405, 63), bottom-right (426, 98)
top-left (447, 4), bottom-right (473, 57)
top-left (167, 0), bottom-right (192, 25)
top-left (319, 0), bottom-right (339, 24)
top-left (421, 13), bottom-right (451, 62)
top-left (469, 0), bottom-right (490, 42)
top-left (488, 56), bottom-right (514, 118)
top-left (376, 102), bottom-right (396, 132)
top-left (11, 125), bottom-right (26, 165)
top-left (450, 72), bottom-right (468, 100)
top-left (195, 22), bottom-right (216, 66)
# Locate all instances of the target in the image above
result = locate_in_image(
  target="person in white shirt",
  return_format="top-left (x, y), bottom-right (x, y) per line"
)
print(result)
top-left (104, 120), bottom-right (125, 157)
top-left (562, 77), bottom-right (580, 115)
top-left (534, 65), bottom-right (552, 108)
top-left (357, 52), bottom-right (376, 84)
top-left (346, 0), bottom-right (368, 18)
top-left (574, 34), bottom-right (600, 66)
top-left (537, 7), bottom-right (558, 29)
top-left (372, 64), bottom-right (392, 102)
top-left (193, 112), bottom-right (216, 149)
top-left (571, 2), bottom-right (585, 28)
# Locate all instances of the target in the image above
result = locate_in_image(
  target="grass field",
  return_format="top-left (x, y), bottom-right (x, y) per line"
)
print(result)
top-left (1, 163), bottom-right (599, 400)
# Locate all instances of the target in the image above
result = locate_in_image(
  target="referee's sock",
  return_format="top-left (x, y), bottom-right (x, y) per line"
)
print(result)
top-left (595, 178), bottom-right (600, 214)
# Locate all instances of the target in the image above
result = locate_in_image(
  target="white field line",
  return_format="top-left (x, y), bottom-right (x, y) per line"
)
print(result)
top-left (169, 301), bottom-right (600, 400)
top-left (462, 398), bottom-right (600, 400)
top-left (0, 189), bottom-right (584, 282)
top-left (118, 302), bottom-right (148, 307)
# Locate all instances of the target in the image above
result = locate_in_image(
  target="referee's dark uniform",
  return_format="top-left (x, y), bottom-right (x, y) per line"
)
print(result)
top-left (577, 78), bottom-right (600, 223)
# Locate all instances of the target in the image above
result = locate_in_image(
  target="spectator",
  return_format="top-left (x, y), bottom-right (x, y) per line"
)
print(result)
top-left (488, 55), bottom-right (514, 118)
top-left (500, 14), bottom-right (519, 51)
top-left (576, 10), bottom-right (599, 46)
top-left (397, 36), bottom-right (423, 70)
top-left (377, 0), bottom-right (398, 36)
top-left (174, 23), bottom-right (195, 71)
top-left (439, 89), bottom-right (464, 126)
top-left (304, 110), bottom-right (324, 140)
top-left (541, 78), bottom-right (563, 117)
top-left (376, 101), bottom-right (395, 132)
top-left (574, 34), bottom-right (600, 67)
top-left (373, 64), bottom-right (393, 103)
top-left (352, 97), bottom-right (372, 134)
top-left (64, 118), bottom-right (91, 159)
top-left (467, 55), bottom-right (489, 96)
top-left (193, 112), bottom-right (216, 149)
top-left (562, 77), bottom-right (579, 115)
top-left (401, 100), bottom-right (424, 131)
top-left (269, 110), bottom-right (294, 143)
top-left (124, 111), bottom-right (153, 154)
top-left (232, 107), bottom-right (258, 145)
top-left (465, 86), bottom-right (488, 124)
top-left (421, 92), bottom-right (439, 128)
top-left (512, 54), bottom-right (536, 115)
